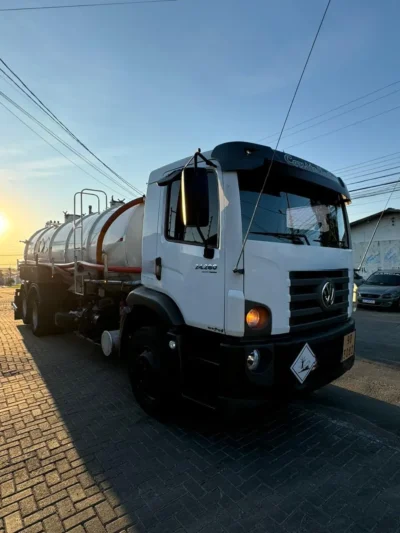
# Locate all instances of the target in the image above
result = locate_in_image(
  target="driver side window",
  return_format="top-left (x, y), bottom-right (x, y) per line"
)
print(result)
top-left (166, 171), bottom-right (219, 247)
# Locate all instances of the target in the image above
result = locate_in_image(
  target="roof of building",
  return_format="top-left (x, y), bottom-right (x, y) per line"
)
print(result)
top-left (350, 208), bottom-right (400, 228)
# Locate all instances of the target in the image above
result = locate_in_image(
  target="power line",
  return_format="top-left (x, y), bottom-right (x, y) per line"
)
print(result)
top-left (358, 175), bottom-right (400, 270)
top-left (341, 157), bottom-right (400, 178)
top-left (0, 0), bottom-right (176, 13)
top-left (344, 166), bottom-right (400, 183)
top-left (346, 171), bottom-right (400, 188)
top-left (0, 66), bottom-right (63, 127)
top-left (350, 190), bottom-right (400, 203)
top-left (351, 185), bottom-right (400, 199)
top-left (0, 90), bottom-right (135, 197)
top-left (258, 79), bottom-right (400, 143)
top-left (349, 194), bottom-right (400, 207)
top-left (235, 0), bottom-right (332, 271)
top-left (0, 58), bottom-right (144, 197)
top-left (333, 150), bottom-right (400, 173)
top-left (260, 85), bottom-right (400, 143)
top-left (350, 179), bottom-right (400, 194)
top-left (0, 99), bottom-right (131, 197)
top-left (352, 187), bottom-right (400, 200)
top-left (285, 103), bottom-right (400, 149)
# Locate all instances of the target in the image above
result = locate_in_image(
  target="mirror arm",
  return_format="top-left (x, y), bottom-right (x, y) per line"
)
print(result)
top-left (196, 223), bottom-right (214, 259)
top-left (194, 149), bottom-right (217, 169)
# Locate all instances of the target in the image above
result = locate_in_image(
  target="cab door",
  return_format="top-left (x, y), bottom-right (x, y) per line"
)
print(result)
top-left (156, 168), bottom-right (225, 333)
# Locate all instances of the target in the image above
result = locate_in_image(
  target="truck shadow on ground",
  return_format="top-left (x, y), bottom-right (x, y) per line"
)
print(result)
top-left (18, 326), bottom-right (400, 533)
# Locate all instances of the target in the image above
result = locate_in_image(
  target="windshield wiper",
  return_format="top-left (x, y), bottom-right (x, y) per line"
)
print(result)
top-left (250, 231), bottom-right (310, 245)
top-left (313, 238), bottom-right (348, 248)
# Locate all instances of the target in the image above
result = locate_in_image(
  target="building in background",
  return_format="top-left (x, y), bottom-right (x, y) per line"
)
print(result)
top-left (350, 208), bottom-right (400, 278)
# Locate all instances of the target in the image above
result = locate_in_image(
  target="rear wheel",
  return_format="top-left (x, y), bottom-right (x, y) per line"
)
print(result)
top-left (29, 290), bottom-right (54, 337)
top-left (128, 326), bottom-right (178, 418)
top-left (21, 290), bottom-right (31, 325)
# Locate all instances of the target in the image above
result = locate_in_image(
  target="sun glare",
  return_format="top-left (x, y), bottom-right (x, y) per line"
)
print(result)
top-left (0, 212), bottom-right (9, 236)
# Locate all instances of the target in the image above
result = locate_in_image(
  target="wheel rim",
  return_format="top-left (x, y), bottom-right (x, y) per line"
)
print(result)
top-left (32, 302), bottom-right (39, 330)
top-left (134, 350), bottom-right (159, 403)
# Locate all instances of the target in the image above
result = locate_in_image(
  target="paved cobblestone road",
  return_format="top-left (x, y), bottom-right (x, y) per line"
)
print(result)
top-left (1, 291), bottom-right (400, 533)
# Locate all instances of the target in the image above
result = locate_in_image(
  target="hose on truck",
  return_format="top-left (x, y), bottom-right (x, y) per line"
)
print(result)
top-left (20, 260), bottom-right (141, 274)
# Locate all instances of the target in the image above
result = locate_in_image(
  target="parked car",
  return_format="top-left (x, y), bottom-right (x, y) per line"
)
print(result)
top-left (353, 270), bottom-right (364, 287)
top-left (357, 269), bottom-right (400, 309)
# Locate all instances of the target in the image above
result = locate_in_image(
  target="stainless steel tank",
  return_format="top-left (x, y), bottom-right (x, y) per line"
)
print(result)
top-left (24, 203), bottom-right (144, 270)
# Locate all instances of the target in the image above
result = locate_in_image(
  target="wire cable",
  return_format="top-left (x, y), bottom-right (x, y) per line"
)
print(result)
top-left (259, 85), bottom-right (400, 143)
top-left (0, 66), bottom-right (65, 128)
top-left (258, 79), bottom-right (400, 143)
top-left (0, 0), bottom-right (176, 13)
top-left (358, 174), bottom-right (400, 269)
top-left (286, 103), bottom-right (400, 150)
top-left (344, 166), bottom-right (400, 183)
top-left (341, 157), bottom-right (400, 178)
top-left (348, 194), bottom-right (400, 207)
top-left (0, 58), bottom-right (144, 196)
top-left (334, 150), bottom-right (400, 173)
top-left (282, 87), bottom-right (400, 141)
top-left (350, 179), bottom-right (400, 193)
top-left (234, 0), bottom-right (332, 271)
top-left (350, 185), bottom-right (400, 198)
top-left (0, 100), bottom-right (131, 197)
top-left (0, 90), bottom-right (135, 197)
top-left (345, 171), bottom-right (400, 187)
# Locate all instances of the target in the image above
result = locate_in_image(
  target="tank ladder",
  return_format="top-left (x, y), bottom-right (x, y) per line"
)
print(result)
top-left (73, 189), bottom-right (108, 295)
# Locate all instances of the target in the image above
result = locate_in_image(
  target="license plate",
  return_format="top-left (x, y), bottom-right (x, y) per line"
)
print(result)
top-left (342, 332), bottom-right (355, 362)
top-left (362, 299), bottom-right (375, 304)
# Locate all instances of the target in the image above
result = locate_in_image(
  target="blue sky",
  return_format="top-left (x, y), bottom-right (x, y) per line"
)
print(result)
top-left (1, 0), bottom-right (400, 257)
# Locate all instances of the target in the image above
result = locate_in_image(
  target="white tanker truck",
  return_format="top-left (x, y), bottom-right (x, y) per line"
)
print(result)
top-left (13, 142), bottom-right (356, 417)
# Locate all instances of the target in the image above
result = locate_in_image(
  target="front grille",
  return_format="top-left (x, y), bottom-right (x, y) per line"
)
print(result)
top-left (289, 269), bottom-right (349, 332)
top-left (359, 293), bottom-right (378, 299)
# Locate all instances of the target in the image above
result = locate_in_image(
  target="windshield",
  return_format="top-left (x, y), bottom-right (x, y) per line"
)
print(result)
top-left (238, 169), bottom-right (349, 249)
top-left (365, 273), bottom-right (400, 286)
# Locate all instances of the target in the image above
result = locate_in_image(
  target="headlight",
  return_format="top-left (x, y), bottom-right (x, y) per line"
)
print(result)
top-left (382, 293), bottom-right (393, 299)
top-left (246, 307), bottom-right (270, 329)
top-left (246, 349), bottom-right (261, 371)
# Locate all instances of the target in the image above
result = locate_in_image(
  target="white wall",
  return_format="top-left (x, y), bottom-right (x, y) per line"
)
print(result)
top-left (351, 213), bottom-right (400, 277)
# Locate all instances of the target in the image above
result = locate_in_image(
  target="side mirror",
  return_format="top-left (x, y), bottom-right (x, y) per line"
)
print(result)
top-left (181, 167), bottom-right (209, 227)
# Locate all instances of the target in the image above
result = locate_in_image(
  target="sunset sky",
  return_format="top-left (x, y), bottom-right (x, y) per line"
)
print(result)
top-left (1, 0), bottom-right (400, 268)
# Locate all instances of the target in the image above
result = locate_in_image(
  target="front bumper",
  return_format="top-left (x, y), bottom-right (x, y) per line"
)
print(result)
top-left (358, 296), bottom-right (399, 308)
top-left (219, 318), bottom-right (355, 400)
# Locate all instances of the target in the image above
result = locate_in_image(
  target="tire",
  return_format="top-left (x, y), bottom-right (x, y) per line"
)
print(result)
top-left (21, 290), bottom-right (31, 325)
top-left (30, 290), bottom-right (54, 337)
top-left (128, 326), bottom-right (178, 418)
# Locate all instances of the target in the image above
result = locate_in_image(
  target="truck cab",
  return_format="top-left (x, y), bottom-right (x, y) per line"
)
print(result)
top-left (135, 141), bottom-right (355, 410)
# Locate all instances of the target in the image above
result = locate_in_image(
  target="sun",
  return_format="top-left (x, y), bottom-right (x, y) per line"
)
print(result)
top-left (0, 212), bottom-right (9, 236)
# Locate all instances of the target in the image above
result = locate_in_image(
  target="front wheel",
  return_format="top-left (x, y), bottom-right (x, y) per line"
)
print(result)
top-left (128, 326), bottom-right (178, 418)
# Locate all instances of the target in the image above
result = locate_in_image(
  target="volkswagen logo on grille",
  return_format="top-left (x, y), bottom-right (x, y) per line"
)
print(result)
top-left (320, 281), bottom-right (335, 309)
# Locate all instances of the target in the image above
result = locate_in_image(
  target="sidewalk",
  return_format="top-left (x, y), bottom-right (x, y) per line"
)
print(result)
top-left (1, 297), bottom-right (399, 533)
